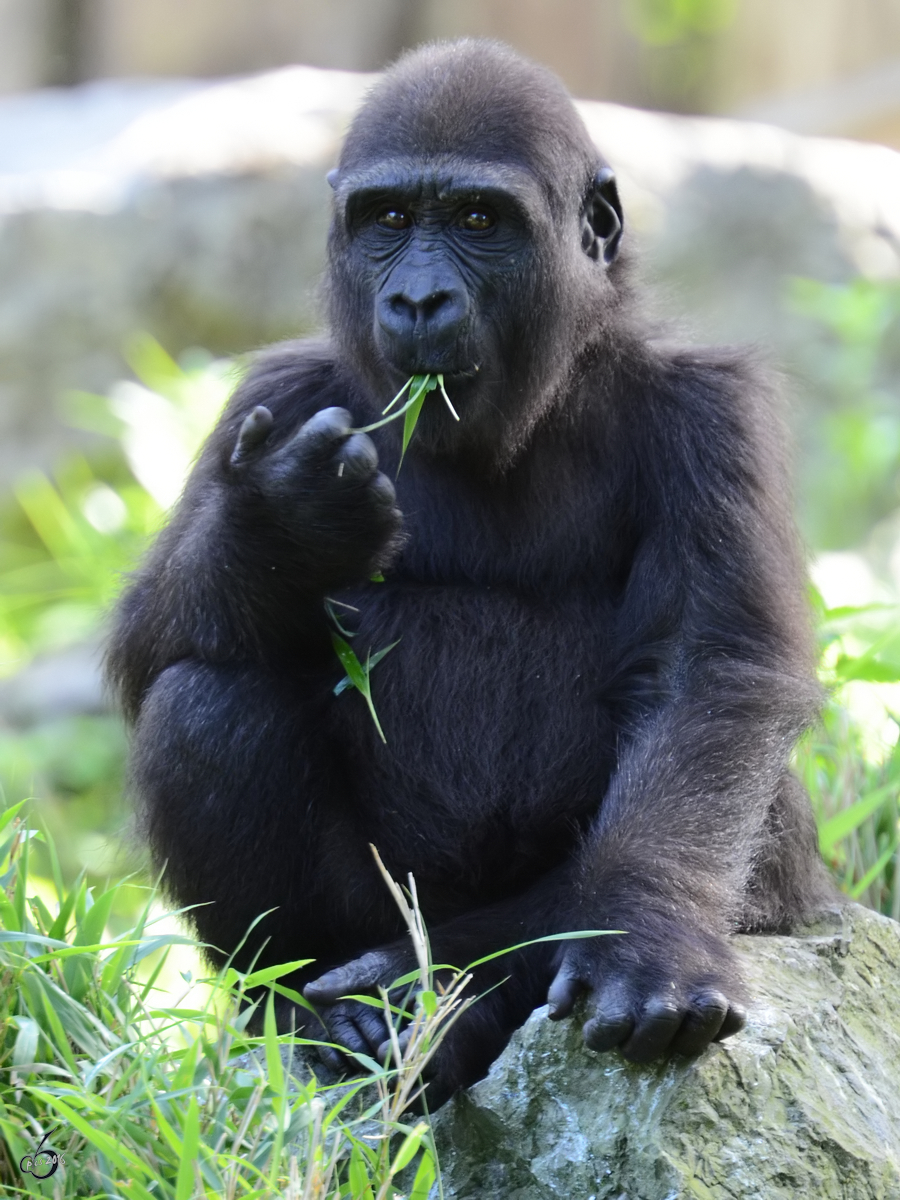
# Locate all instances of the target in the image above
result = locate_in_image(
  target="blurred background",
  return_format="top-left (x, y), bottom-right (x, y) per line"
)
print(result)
top-left (1, 0), bottom-right (900, 919)
top-left (3, 0), bottom-right (900, 141)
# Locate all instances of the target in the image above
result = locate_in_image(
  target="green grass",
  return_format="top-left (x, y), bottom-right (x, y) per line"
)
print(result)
top-left (0, 805), bottom-right (453, 1199)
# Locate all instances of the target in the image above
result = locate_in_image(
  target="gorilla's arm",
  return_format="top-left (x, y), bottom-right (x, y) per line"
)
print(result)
top-left (544, 356), bottom-right (822, 1057)
top-left (107, 344), bottom-right (401, 721)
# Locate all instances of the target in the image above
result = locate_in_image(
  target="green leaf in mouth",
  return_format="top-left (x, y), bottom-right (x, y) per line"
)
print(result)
top-left (354, 373), bottom-right (459, 475)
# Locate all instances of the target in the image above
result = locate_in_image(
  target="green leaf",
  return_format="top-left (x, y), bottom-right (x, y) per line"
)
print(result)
top-left (0, 799), bottom-right (28, 837)
top-left (390, 1121), bottom-right (430, 1175)
top-left (382, 375), bottom-right (413, 415)
top-left (12, 1016), bottom-right (40, 1066)
top-left (264, 988), bottom-right (285, 1097)
top-left (399, 379), bottom-right (430, 473)
top-left (242, 958), bottom-right (314, 988)
top-left (35, 1091), bottom-right (153, 1182)
top-left (35, 983), bottom-right (79, 1074)
top-left (409, 1148), bottom-right (438, 1199)
top-left (271, 981), bottom-right (317, 1014)
top-left (834, 655), bottom-right (900, 683)
top-left (850, 839), bottom-right (899, 899)
top-left (171, 1036), bottom-right (202, 1092)
top-left (331, 633), bottom-right (394, 742)
top-left (331, 633), bottom-right (368, 691)
top-left (819, 785), bottom-right (896, 855)
top-left (175, 1096), bottom-right (201, 1200)
top-left (465, 928), bottom-right (623, 970)
top-left (333, 638), bottom-right (399, 698)
top-left (348, 1145), bottom-right (376, 1200)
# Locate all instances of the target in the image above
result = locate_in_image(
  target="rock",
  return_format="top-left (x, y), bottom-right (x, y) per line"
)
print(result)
top-left (433, 904), bottom-right (900, 1200)
top-left (0, 68), bottom-right (370, 483)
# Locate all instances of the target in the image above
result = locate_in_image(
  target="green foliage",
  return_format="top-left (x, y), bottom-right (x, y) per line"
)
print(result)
top-left (794, 594), bottom-right (900, 919)
top-left (356, 372), bottom-right (458, 476)
top-left (623, 0), bottom-right (737, 46)
top-left (0, 807), bottom-right (448, 1199)
top-left (0, 339), bottom-right (237, 889)
top-left (330, 634), bottom-right (400, 744)
top-left (788, 277), bottom-right (900, 549)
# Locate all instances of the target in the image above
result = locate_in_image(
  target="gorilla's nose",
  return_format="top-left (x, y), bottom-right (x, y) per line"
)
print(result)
top-left (378, 281), bottom-right (469, 350)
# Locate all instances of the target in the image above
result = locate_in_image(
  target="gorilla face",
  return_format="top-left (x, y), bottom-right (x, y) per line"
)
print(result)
top-left (332, 159), bottom-right (551, 399)
top-left (325, 43), bottom-right (624, 464)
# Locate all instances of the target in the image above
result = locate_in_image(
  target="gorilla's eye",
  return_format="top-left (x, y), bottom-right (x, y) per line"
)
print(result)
top-left (458, 209), bottom-right (495, 232)
top-left (376, 208), bottom-right (412, 230)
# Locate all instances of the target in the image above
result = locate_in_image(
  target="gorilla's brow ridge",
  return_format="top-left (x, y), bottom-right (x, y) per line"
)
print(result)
top-left (333, 159), bottom-right (548, 214)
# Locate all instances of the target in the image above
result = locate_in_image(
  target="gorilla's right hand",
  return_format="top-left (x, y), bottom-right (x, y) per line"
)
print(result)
top-left (228, 405), bottom-right (402, 592)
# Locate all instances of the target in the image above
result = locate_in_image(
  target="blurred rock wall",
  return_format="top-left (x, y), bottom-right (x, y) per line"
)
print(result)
top-left (0, 64), bottom-right (899, 488)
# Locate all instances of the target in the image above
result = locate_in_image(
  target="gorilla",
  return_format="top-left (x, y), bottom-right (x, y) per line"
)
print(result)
top-left (108, 39), bottom-right (835, 1106)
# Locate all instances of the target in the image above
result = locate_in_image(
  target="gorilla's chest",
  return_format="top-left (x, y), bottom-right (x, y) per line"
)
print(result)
top-left (328, 578), bottom-right (628, 893)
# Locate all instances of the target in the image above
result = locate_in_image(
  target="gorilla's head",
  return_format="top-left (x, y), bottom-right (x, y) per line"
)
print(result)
top-left (326, 40), bottom-right (625, 466)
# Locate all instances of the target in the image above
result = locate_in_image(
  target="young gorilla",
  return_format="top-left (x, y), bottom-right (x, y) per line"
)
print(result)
top-left (108, 40), bottom-right (835, 1106)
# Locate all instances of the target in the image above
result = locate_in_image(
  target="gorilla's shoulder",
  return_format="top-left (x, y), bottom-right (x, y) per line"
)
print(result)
top-left (643, 340), bottom-right (780, 429)
top-left (231, 338), bottom-right (343, 414)
top-left (632, 340), bottom-right (788, 499)
top-left (194, 338), bottom-right (352, 467)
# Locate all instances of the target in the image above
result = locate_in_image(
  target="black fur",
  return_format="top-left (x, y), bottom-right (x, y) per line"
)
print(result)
top-left (107, 40), bottom-right (835, 1106)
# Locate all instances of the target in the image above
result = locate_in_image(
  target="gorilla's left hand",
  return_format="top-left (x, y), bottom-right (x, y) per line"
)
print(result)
top-left (547, 923), bottom-right (747, 1062)
top-left (303, 945), bottom-right (416, 1071)
top-left (304, 944), bottom-right (519, 1108)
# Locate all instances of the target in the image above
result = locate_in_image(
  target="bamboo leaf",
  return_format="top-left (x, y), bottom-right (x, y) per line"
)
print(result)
top-left (330, 633), bottom-right (369, 692)
top-left (390, 1121), bottom-right (430, 1175)
top-left (819, 785), bottom-right (896, 855)
top-left (850, 839), bottom-right (899, 899)
top-left (264, 989), bottom-right (285, 1097)
top-left (242, 958), bottom-right (314, 988)
top-left (175, 1095), bottom-right (201, 1200)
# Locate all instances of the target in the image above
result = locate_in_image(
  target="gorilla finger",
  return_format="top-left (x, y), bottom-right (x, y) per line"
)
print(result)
top-left (291, 407), bottom-right (353, 461)
top-left (336, 433), bottom-right (379, 482)
top-left (670, 990), bottom-right (728, 1057)
top-left (546, 964), bottom-right (585, 1020)
top-left (315, 1042), bottom-right (346, 1074)
top-left (353, 1004), bottom-right (393, 1054)
top-left (304, 951), bottom-right (387, 1003)
top-left (713, 1002), bottom-right (747, 1042)
top-left (376, 1024), bottom-right (414, 1066)
top-left (328, 1011), bottom-right (376, 1056)
top-left (582, 982), bottom-right (634, 1052)
top-left (369, 472), bottom-right (398, 511)
top-left (621, 997), bottom-right (682, 1063)
top-left (231, 406), bottom-right (273, 465)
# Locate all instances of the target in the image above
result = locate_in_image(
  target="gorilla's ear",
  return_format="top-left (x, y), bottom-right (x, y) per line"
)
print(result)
top-left (581, 167), bottom-right (623, 264)
top-left (327, 168), bottom-right (340, 189)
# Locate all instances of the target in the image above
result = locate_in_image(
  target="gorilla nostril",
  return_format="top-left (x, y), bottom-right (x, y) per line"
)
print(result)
top-left (420, 290), bottom-right (453, 319)
top-left (388, 294), bottom-right (416, 321)
top-left (389, 290), bottom-right (452, 324)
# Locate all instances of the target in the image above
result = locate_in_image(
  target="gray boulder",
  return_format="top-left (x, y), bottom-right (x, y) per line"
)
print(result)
top-left (433, 903), bottom-right (900, 1199)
